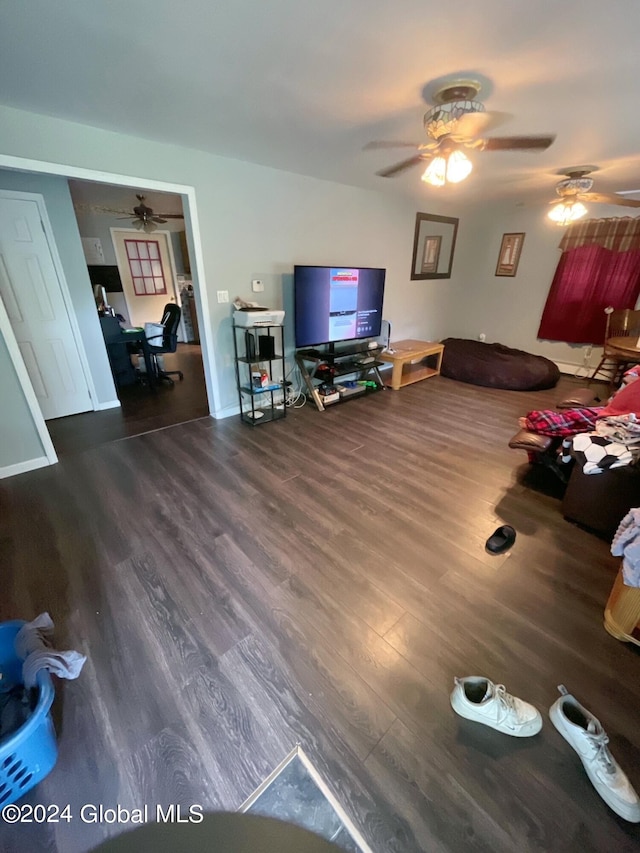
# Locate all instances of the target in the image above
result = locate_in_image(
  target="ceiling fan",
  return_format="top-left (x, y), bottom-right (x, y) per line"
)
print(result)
top-left (74, 194), bottom-right (184, 233)
top-left (548, 168), bottom-right (640, 224)
top-left (365, 79), bottom-right (555, 185)
top-left (117, 194), bottom-right (184, 232)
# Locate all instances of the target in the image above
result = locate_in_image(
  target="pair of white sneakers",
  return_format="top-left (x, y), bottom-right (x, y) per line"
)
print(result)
top-left (450, 676), bottom-right (640, 823)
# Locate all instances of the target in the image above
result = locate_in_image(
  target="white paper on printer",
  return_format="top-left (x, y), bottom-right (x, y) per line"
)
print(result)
top-left (233, 297), bottom-right (266, 310)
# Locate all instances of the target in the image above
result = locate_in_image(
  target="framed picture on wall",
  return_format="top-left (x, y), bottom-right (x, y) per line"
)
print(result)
top-left (420, 235), bottom-right (441, 274)
top-left (410, 212), bottom-right (459, 280)
top-left (495, 232), bottom-right (525, 277)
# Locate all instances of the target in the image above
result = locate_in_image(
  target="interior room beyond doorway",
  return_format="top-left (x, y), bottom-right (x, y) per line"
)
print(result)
top-left (44, 179), bottom-right (210, 456)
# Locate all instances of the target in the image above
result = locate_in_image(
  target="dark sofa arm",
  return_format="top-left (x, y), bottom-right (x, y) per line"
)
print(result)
top-left (556, 387), bottom-right (601, 409)
top-left (509, 429), bottom-right (554, 454)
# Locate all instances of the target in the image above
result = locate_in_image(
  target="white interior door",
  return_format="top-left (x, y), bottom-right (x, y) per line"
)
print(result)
top-left (111, 230), bottom-right (183, 338)
top-left (0, 197), bottom-right (93, 420)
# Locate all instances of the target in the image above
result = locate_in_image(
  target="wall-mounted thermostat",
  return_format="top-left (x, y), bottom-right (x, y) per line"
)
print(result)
top-left (252, 279), bottom-right (264, 292)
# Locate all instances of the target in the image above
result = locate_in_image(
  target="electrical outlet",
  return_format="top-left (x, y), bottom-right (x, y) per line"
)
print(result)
top-left (252, 279), bottom-right (264, 292)
top-left (478, 333), bottom-right (486, 342)
top-left (216, 290), bottom-right (229, 303)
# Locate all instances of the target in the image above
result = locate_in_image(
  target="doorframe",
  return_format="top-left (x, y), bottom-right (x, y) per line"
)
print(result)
top-left (0, 188), bottom-right (99, 412)
top-left (110, 227), bottom-right (186, 341)
top-left (0, 154), bottom-right (221, 471)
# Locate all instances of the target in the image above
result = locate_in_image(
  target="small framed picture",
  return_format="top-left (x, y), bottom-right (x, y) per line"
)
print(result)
top-left (421, 235), bottom-right (442, 274)
top-left (495, 232), bottom-right (525, 277)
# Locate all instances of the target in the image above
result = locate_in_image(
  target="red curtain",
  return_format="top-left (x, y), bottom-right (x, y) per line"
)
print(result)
top-left (538, 219), bottom-right (640, 344)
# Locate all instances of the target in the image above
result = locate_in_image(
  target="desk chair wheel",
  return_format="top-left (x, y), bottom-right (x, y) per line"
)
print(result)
top-left (157, 368), bottom-right (184, 385)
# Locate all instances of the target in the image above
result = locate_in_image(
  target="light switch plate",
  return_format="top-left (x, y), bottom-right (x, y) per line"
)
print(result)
top-left (217, 290), bottom-right (229, 303)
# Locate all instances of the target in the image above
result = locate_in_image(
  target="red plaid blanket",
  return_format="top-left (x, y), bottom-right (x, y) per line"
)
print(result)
top-left (523, 407), bottom-right (602, 437)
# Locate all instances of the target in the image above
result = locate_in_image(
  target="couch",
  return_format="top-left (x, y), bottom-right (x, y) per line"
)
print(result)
top-left (508, 387), bottom-right (640, 539)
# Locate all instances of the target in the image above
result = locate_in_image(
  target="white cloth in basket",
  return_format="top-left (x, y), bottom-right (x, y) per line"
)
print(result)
top-left (14, 613), bottom-right (86, 689)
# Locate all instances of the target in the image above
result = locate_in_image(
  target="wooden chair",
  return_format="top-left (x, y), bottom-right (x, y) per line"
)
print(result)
top-left (589, 307), bottom-right (640, 387)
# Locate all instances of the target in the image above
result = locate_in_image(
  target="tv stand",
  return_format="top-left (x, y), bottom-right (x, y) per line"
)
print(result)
top-left (295, 341), bottom-right (386, 412)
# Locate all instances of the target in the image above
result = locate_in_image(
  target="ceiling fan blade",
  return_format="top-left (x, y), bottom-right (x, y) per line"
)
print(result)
top-left (482, 134), bottom-right (556, 151)
top-left (152, 217), bottom-right (168, 224)
top-left (156, 213), bottom-right (185, 219)
top-left (376, 154), bottom-right (426, 178)
top-left (363, 140), bottom-right (422, 150)
top-left (453, 110), bottom-right (512, 139)
top-left (579, 192), bottom-right (640, 207)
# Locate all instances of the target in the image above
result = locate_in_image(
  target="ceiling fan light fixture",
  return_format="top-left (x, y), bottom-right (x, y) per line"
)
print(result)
top-left (143, 220), bottom-right (158, 234)
top-left (446, 150), bottom-right (473, 183)
top-left (421, 151), bottom-right (472, 187)
top-left (548, 200), bottom-right (588, 225)
top-left (421, 156), bottom-right (447, 187)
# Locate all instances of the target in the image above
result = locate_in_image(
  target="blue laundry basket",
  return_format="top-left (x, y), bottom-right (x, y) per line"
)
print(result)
top-left (0, 620), bottom-right (57, 806)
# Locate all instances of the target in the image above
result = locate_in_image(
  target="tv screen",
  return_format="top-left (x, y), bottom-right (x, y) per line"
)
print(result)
top-left (294, 265), bottom-right (386, 348)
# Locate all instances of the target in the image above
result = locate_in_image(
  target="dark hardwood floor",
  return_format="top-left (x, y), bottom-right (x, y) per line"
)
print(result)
top-left (47, 344), bottom-right (208, 457)
top-left (1, 373), bottom-right (639, 852)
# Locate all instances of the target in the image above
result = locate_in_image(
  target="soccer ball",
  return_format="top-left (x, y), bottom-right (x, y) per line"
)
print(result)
top-left (572, 433), bottom-right (630, 473)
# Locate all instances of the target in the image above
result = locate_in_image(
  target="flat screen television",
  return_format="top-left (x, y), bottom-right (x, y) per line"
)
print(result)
top-left (294, 265), bottom-right (386, 349)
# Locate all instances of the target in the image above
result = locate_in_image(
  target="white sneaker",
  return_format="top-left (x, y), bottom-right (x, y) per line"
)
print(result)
top-left (549, 685), bottom-right (640, 823)
top-left (450, 676), bottom-right (543, 737)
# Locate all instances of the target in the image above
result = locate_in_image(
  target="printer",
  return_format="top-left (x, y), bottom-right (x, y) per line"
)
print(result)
top-left (233, 308), bottom-right (285, 327)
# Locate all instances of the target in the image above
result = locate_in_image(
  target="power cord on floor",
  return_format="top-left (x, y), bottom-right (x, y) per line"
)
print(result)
top-left (284, 362), bottom-right (307, 408)
top-left (257, 362), bottom-right (306, 411)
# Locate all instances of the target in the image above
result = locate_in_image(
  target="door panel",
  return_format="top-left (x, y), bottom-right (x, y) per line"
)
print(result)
top-left (18, 341), bottom-right (47, 398)
top-left (0, 197), bottom-right (93, 420)
top-left (112, 230), bottom-right (181, 335)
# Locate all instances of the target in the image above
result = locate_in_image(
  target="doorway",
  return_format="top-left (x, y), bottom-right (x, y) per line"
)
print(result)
top-left (0, 157), bottom-right (219, 468)
top-left (111, 229), bottom-right (181, 329)
top-left (45, 181), bottom-right (209, 456)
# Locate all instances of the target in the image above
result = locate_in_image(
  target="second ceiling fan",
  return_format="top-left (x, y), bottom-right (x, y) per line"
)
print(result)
top-left (548, 168), bottom-right (640, 224)
top-left (366, 79), bottom-right (555, 185)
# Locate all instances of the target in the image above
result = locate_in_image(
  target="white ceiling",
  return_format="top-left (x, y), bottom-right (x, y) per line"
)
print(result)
top-left (2, 0), bottom-right (640, 207)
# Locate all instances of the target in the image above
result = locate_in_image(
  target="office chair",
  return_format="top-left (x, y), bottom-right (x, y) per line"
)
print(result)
top-left (145, 303), bottom-right (184, 384)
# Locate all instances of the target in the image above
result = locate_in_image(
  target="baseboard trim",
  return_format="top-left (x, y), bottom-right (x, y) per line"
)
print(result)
top-left (211, 404), bottom-right (241, 419)
top-left (0, 455), bottom-right (52, 479)
top-left (554, 360), bottom-right (594, 377)
top-left (95, 399), bottom-right (121, 411)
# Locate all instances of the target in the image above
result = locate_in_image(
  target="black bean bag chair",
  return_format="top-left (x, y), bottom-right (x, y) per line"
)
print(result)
top-left (440, 338), bottom-right (560, 391)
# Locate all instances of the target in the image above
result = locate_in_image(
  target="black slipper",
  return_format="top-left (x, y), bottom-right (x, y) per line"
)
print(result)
top-left (485, 525), bottom-right (516, 554)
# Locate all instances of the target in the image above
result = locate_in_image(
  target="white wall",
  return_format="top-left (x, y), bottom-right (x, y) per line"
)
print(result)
top-left (0, 334), bottom-right (46, 469)
top-left (0, 103), bottom-right (460, 471)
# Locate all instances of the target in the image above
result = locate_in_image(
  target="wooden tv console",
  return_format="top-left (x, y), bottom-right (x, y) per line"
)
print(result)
top-left (378, 339), bottom-right (444, 390)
